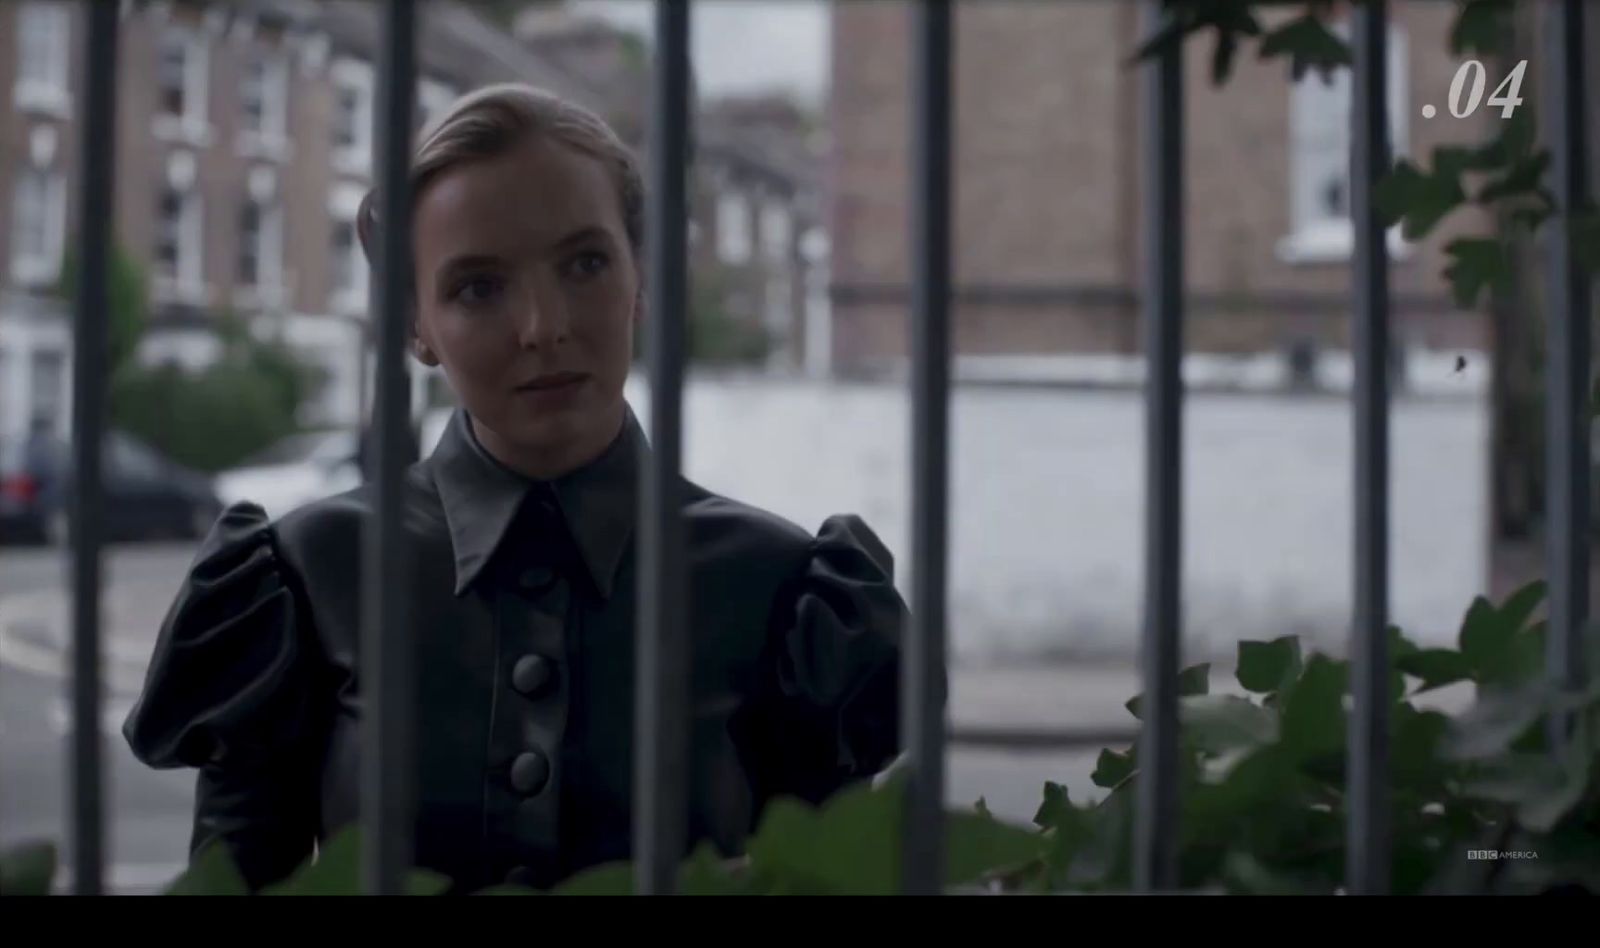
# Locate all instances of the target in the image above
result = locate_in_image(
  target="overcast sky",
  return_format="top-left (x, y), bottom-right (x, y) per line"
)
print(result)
top-left (584, 1), bottom-right (830, 104)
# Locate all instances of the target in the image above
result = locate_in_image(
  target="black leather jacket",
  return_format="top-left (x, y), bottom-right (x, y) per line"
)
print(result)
top-left (122, 404), bottom-right (906, 892)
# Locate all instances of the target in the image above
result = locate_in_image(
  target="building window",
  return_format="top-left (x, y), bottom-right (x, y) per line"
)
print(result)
top-left (1279, 19), bottom-right (1410, 263)
top-left (31, 349), bottom-right (66, 432)
top-left (240, 53), bottom-right (289, 143)
top-left (10, 165), bottom-right (65, 286)
top-left (154, 27), bottom-right (211, 145)
top-left (156, 185), bottom-right (204, 292)
top-left (760, 201), bottom-right (792, 264)
top-left (329, 219), bottom-right (366, 311)
top-left (331, 59), bottom-right (374, 176)
top-left (14, 2), bottom-right (71, 116)
top-left (238, 198), bottom-right (283, 294)
top-left (716, 192), bottom-right (752, 264)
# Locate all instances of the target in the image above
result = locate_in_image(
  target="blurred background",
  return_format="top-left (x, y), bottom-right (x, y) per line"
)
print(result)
top-left (0, 0), bottom-right (1592, 891)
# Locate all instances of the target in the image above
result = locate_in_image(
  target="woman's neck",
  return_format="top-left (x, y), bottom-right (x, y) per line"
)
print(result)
top-left (469, 402), bottom-right (627, 482)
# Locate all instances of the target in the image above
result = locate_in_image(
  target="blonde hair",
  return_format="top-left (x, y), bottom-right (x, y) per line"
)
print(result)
top-left (356, 83), bottom-right (645, 264)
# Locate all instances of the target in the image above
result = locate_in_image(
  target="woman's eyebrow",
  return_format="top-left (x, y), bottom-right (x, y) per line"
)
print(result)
top-left (436, 253), bottom-right (504, 276)
top-left (547, 226), bottom-right (613, 253)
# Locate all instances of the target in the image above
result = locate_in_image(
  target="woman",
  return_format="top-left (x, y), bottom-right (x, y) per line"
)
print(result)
top-left (123, 84), bottom-right (906, 893)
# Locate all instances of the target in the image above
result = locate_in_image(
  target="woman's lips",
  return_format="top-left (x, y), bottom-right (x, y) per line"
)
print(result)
top-left (513, 372), bottom-right (589, 406)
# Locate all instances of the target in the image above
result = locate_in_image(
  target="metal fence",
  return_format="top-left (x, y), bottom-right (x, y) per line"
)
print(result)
top-left (60, 0), bottom-right (1591, 896)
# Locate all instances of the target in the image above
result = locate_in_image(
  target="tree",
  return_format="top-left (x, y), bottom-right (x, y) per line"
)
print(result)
top-left (56, 242), bottom-right (148, 375)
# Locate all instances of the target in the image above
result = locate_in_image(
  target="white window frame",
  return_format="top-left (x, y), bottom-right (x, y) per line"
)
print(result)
top-left (236, 197), bottom-right (286, 309)
top-left (154, 185), bottom-right (207, 305)
top-left (13, 2), bottom-right (72, 118)
top-left (760, 200), bottom-right (792, 264)
top-left (238, 52), bottom-right (292, 162)
top-left (9, 164), bottom-right (67, 287)
top-left (716, 191), bottom-right (753, 264)
top-left (1277, 19), bottom-right (1411, 264)
top-left (151, 26), bottom-right (215, 148)
top-left (330, 58), bottom-right (375, 179)
top-left (328, 183), bottom-right (368, 314)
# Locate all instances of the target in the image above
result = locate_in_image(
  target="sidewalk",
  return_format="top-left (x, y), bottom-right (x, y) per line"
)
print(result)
top-left (0, 576), bottom-right (1158, 738)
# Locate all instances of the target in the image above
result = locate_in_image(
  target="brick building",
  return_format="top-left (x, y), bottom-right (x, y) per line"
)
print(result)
top-left (827, 0), bottom-right (1502, 380)
top-left (0, 0), bottom-right (826, 443)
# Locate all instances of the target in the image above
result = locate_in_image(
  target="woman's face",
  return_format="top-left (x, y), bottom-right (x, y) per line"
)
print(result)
top-left (412, 133), bottom-right (639, 478)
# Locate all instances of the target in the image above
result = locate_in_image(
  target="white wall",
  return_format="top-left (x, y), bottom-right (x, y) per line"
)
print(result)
top-left (625, 374), bottom-right (1491, 665)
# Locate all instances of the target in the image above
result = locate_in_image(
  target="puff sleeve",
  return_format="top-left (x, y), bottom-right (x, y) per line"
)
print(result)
top-left (121, 502), bottom-right (323, 890)
top-left (736, 514), bottom-right (916, 810)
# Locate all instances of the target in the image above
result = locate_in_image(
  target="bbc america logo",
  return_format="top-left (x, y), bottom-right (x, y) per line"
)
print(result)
top-left (1467, 850), bottom-right (1539, 860)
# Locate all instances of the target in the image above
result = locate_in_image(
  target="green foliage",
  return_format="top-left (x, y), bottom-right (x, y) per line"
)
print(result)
top-left (57, 243), bottom-right (148, 375)
top-left (1134, 1), bottom-right (1594, 310)
top-left (1449, 0), bottom-right (1513, 57)
top-left (111, 313), bottom-right (324, 473)
top-left (6, 580), bottom-right (1598, 897)
top-left (0, 840), bottom-right (56, 896)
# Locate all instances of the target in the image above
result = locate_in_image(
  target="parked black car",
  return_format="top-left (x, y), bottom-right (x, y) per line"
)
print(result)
top-left (0, 429), bottom-right (222, 545)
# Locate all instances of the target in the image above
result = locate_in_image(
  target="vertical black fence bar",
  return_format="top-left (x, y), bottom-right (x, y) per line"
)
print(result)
top-left (901, 0), bottom-right (952, 897)
top-left (362, 0), bottom-right (417, 896)
top-left (1133, 0), bottom-right (1183, 894)
top-left (1543, 0), bottom-right (1591, 721)
top-left (67, 0), bottom-right (119, 897)
top-left (1347, 1), bottom-right (1392, 896)
top-left (634, 0), bottom-right (692, 897)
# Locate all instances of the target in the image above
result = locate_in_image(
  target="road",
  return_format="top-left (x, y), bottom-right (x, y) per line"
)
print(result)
top-left (1, 540), bottom-right (1121, 894)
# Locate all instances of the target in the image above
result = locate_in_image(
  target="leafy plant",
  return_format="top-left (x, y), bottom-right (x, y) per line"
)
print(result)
top-left (1135, 0), bottom-right (1596, 308)
top-left (9, 580), bottom-right (1592, 897)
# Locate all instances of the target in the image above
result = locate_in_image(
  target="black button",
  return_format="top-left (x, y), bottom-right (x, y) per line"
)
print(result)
top-left (510, 750), bottom-right (550, 795)
top-left (512, 654), bottom-right (554, 697)
top-left (517, 566), bottom-right (555, 593)
top-left (505, 865), bottom-right (537, 887)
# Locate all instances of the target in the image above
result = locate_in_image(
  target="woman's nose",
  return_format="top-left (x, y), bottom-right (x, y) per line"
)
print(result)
top-left (516, 293), bottom-right (570, 348)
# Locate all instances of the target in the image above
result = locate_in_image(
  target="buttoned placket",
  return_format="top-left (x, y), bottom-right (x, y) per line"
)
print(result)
top-left (486, 490), bottom-right (573, 888)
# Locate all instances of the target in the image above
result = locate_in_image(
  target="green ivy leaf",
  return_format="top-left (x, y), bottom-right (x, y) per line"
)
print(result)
top-left (1033, 781), bottom-right (1070, 830)
top-left (1398, 648), bottom-right (1474, 693)
top-left (471, 884), bottom-right (542, 896)
top-left (1374, 158), bottom-right (1468, 241)
top-left (1372, 160), bottom-right (1426, 227)
top-left (1181, 695), bottom-right (1279, 755)
top-left (1236, 636), bottom-right (1303, 693)
top-left (1477, 151), bottom-right (1553, 205)
top-left (163, 841), bottom-right (248, 896)
top-left (1443, 238), bottom-right (1511, 310)
top-left (678, 844), bottom-right (755, 896)
top-left (550, 861), bottom-right (635, 896)
top-left (1498, 581), bottom-right (1548, 637)
top-left (264, 829), bottom-right (362, 896)
top-left (1450, 0), bottom-right (1512, 56)
top-left (0, 840), bottom-right (57, 896)
top-left (1388, 625), bottom-right (1422, 664)
top-left (253, 828), bottom-right (452, 896)
top-left (1125, 662), bottom-right (1210, 719)
top-left (1279, 655), bottom-right (1348, 759)
top-left (944, 809), bottom-right (1046, 888)
top-left (746, 782), bottom-right (899, 895)
top-left (1092, 748), bottom-right (1137, 789)
top-left (405, 868), bottom-right (452, 896)
top-left (1391, 704), bottom-right (1452, 790)
top-left (1259, 13), bottom-right (1351, 83)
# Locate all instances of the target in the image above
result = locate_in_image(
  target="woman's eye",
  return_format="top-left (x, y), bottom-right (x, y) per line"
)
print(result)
top-left (567, 251), bottom-right (611, 280)
top-left (451, 276), bottom-right (503, 304)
